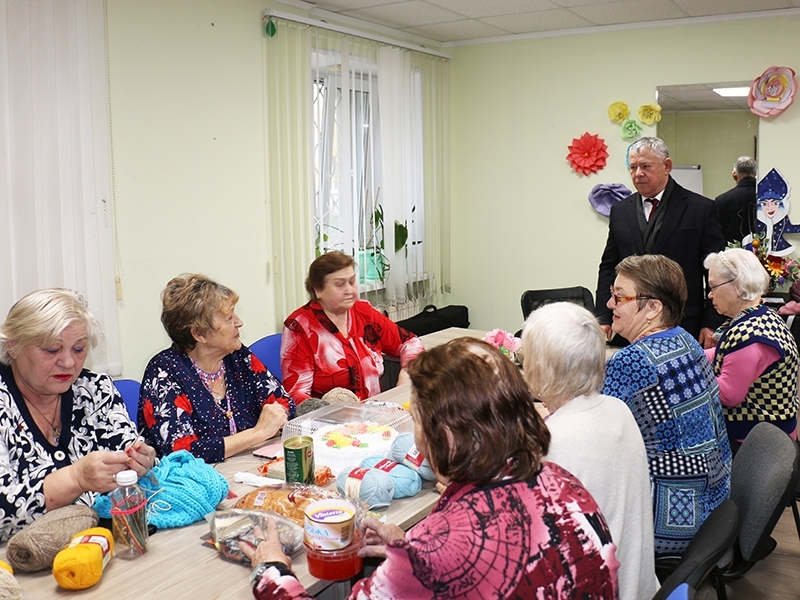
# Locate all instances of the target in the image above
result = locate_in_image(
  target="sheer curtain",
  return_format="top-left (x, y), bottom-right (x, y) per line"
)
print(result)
top-left (0, 0), bottom-right (120, 373)
top-left (264, 15), bottom-right (450, 321)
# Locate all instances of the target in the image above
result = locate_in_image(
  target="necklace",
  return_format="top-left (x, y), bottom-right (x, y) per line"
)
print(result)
top-left (190, 359), bottom-right (237, 435)
top-left (27, 397), bottom-right (61, 444)
top-left (635, 325), bottom-right (669, 342)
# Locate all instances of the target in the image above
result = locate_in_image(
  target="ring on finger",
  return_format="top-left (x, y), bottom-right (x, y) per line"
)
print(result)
top-left (254, 538), bottom-right (265, 546)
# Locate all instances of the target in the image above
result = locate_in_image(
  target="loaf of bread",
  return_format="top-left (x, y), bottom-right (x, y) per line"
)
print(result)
top-left (234, 486), bottom-right (335, 524)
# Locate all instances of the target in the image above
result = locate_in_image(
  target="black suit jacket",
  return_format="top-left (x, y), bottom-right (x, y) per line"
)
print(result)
top-left (595, 177), bottom-right (726, 335)
top-left (715, 176), bottom-right (756, 244)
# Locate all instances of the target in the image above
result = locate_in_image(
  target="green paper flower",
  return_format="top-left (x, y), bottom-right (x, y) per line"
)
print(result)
top-left (621, 119), bottom-right (642, 140)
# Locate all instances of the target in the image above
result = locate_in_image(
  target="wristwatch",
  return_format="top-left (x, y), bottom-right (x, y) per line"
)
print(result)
top-left (249, 561), bottom-right (295, 588)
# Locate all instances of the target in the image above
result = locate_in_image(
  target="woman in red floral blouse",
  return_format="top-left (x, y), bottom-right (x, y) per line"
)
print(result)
top-left (139, 275), bottom-right (294, 463)
top-left (281, 252), bottom-right (424, 404)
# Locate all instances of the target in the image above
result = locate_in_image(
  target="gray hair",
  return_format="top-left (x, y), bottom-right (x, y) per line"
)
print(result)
top-left (521, 302), bottom-right (605, 405)
top-left (704, 248), bottom-right (769, 301)
top-left (0, 288), bottom-right (101, 365)
top-left (629, 137), bottom-right (670, 162)
top-left (734, 156), bottom-right (757, 177)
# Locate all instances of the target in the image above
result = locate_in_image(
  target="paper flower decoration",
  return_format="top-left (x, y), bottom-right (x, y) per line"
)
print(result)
top-left (749, 66), bottom-right (797, 118)
top-left (589, 183), bottom-right (633, 217)
top-left (566, 133), bottom-right (609, 176)
top-left (483, 329), bottom-right (521, 357)
top-left (620, 119), bottom-right (642, 140)
top-left (638, 103), bottom-right (662, 125)
top-left (607, 101), bottom-right (629, 123)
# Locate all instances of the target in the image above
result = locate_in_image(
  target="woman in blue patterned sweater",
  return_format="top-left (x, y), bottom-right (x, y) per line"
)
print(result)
top-left (603, 254), bottom-right (731, 557)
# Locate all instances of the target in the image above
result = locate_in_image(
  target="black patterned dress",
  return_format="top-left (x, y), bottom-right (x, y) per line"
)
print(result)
top-left (0, 363), bottom-right (139, 542)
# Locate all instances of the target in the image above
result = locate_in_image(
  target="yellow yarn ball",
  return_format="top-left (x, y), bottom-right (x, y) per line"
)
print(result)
top-left (0, 561), bottom-right (12, 575)
top-left (52, 527), bottom-right (113, 590)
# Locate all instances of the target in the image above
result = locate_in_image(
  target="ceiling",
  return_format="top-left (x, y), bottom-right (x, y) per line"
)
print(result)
top-left (304, 0), bottom-right (800, 45)
top-left (297, 0), bottom-right (799, 110)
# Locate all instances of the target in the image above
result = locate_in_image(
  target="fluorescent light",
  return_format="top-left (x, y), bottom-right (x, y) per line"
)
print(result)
top-left (713, 87), bottom-right (750, 97)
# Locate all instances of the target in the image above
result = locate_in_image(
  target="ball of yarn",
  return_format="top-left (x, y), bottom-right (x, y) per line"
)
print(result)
top-left (296, 397), bottom-right (329, 416)
top-left (390, 433), bottom-right (437, 481)
top-left (7, 505), bottom-right (98, 572)
top-left (0, 562), bottom-right (11, 575)
top-left (360, 456), bottom-right (422, 498)
top-left (0, 568), bottom-right (22, 600)
top-left (336, 467), bottom-right (395, 509)
top-left (322, 387), bottom-right (360, 406)
top-left (52, 527), bottom-right (113, 590)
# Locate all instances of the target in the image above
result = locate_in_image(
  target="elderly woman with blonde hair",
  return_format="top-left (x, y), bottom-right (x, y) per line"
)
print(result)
top-left (0, 289), bottom-right (157, 543)
top-left (704, 248), bottom-right (799, 447)
top-left (522, 302), bottom-right (657, 600)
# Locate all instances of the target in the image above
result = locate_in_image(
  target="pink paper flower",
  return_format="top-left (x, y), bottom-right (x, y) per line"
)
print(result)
top-left (749, 66), bottom-right (797, 118)
top-left (483, 329), bottom-right (522, 356)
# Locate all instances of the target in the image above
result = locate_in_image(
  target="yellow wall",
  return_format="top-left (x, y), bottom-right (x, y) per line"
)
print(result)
top-left (106, 3), bottom-right (800, 376)
top-left (448, 16), bottom-right (800, 334)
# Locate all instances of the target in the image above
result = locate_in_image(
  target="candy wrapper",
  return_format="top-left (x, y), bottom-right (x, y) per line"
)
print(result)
top-left (209, 509), bottom-right (304, 564)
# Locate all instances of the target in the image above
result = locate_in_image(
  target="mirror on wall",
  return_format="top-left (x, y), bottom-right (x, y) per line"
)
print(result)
top-left (656, 81), bottom-right (757, 199)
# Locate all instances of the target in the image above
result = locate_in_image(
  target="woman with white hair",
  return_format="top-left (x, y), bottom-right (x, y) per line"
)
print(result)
top-left (0, 289), bottom-right (157, 543)
top-left (704, 248), bottom-right (799, 447)
top-left (522, 302), bottom-right (658, 600)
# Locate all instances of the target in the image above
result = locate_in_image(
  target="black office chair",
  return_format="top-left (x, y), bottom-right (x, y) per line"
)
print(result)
top-left (520, 286), bottom-right (594, 320)
top-left (653, 500), bottom-right (739, 600)
top-left (723, 421), bottom-right (800, 579)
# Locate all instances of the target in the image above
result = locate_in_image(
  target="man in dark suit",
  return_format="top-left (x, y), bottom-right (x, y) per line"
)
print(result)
top-left (715, 156), bottom-right (757, 244)
top-left (595, 137), bottom-right (725, 348)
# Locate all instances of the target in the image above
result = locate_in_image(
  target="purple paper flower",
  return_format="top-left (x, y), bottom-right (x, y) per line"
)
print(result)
top-left (589, 183), bottom-right (632, 217)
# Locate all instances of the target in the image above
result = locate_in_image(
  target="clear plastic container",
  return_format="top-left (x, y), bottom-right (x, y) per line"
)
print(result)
top-left (109, 470), bottom-right (149, 558)
top-left (304, 531), bottom-right (363, 580)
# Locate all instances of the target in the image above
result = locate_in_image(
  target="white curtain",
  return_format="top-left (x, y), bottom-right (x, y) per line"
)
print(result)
top-left (0, 0), bottom-right (120, 373)
top-left (263, 17), bottom-right (450, 318)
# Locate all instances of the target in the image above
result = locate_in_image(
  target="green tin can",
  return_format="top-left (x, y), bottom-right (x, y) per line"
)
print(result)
top-left (284, 435), bottom-right (315, 484)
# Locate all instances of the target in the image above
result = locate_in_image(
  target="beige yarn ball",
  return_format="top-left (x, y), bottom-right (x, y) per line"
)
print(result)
top-left (322, 387), bottom-right (360, 406)
top-left (0, 569), bottom-right (22, 600)
top-left (7, 505), bottom-right (98, 572)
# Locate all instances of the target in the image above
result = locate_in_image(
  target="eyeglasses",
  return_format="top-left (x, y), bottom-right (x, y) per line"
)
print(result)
top-left (609, 286), bottom-right (652, 305)
top-left (708, 279), bottom-right (735, 294)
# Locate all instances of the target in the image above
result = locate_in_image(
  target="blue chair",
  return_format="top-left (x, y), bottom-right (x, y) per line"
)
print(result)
top-left (249, 333), bottom-right (283, 381)
top-left (664, 583), bottom-right (692, 600)
top-left (114, 378), bottom-right (141, 423)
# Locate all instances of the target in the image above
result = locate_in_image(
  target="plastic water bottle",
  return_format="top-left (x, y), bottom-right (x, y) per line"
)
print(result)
top-left (109, 470), bottom-right (149, 558)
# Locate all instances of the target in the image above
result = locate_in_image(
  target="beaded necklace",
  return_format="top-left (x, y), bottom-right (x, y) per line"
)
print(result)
top-left (191, 358), bottom-right (237, 435)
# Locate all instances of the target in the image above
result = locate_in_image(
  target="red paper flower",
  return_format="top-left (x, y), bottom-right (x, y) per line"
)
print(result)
top-left (567, 133), bottom-right (609, 176)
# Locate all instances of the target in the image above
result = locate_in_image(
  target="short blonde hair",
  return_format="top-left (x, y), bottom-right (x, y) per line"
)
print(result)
top-left (704, 248), bottom-right (769, 301)
top-left (160, 274), bottom-right (239, 352)
top-left (0, 288), bottom-right (101, 365)
top-left (522, 302), bottom-right (605, 404)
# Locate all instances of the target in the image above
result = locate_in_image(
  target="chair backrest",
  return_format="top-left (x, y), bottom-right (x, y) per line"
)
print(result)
top-left (653, 500), bottom-right (738, 600)
top-left (249, 333), bottom-right (283, 381)
top-left (728, 421), bottom-right (800, 574)
top-left (520, 286), bottom-right (594, 320)
top-left (113, 378), bottom-right (141, 423)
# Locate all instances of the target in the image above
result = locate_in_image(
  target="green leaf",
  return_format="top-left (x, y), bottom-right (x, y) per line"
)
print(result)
top-left (265, 17), bottom-right (277, 37)
top-left (394, 221), bottom-right (408, 253)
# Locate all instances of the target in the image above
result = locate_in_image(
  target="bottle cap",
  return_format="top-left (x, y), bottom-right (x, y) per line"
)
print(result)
top-left (115, 470), bottom-right (138, 486)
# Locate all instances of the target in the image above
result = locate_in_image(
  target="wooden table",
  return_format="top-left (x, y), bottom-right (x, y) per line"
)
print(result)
top-left (1, 329), bottom-right (492, 600)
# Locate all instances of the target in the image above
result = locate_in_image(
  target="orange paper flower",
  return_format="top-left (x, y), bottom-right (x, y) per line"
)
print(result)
top-left (567, 133), bottom-right (609, 176)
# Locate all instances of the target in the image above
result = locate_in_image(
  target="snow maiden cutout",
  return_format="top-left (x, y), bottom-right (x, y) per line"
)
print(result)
top-left (744, 168), bottom-right (800, 257)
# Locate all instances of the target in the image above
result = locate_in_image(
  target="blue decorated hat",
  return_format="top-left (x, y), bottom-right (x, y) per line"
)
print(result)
top-left (758, 168), bottom-right (789, 201)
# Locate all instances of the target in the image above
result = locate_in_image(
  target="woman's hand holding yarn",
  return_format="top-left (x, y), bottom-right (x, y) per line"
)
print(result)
top-left (124, 440), bottom-right (158, 477)
top-left (72, 451), bottom-right (130, 493)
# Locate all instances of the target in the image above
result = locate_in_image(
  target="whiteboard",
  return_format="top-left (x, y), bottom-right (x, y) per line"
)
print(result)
top-left (671, 165), bottom-right (703, 196)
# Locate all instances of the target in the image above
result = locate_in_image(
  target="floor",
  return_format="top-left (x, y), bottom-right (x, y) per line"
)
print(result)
top-left (697, 506), bottom-right (800, 599)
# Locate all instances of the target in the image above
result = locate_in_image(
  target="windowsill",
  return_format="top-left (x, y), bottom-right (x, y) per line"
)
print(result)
top-left (359, 271), bottom-right (433, 294)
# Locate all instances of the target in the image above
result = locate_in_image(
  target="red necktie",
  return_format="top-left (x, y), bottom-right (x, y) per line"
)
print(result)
top-left (646, 198), bottom-right (659, 221)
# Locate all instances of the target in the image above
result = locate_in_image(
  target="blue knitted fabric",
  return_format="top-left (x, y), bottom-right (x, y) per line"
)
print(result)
top-left (94, 450), bottom-right (228, 529)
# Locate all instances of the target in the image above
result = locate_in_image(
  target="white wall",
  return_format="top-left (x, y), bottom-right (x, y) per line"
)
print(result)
top-left (448, 16), bottom-right (800, 334)
top-left (106, 4), bottom-right (800, 376)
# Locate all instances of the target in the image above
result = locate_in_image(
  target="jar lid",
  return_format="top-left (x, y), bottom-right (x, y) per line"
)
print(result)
top-left (115, 470), bottom-right (138, 486)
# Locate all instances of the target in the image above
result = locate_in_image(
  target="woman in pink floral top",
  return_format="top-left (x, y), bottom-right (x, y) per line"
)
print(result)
top-left (281, 251), bottom-right (424, 403)
top-left (242, 338), bottom-right (619, 599)
top-left (140, 275), bottom-right (294, 464)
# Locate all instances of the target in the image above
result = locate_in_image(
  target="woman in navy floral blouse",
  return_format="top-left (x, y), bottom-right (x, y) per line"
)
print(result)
top-left (139, 275), bottom-right (295, 463)
top-left (0, 289), bottom-right (157, 543)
